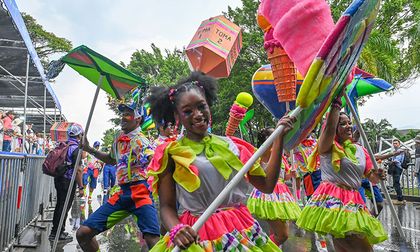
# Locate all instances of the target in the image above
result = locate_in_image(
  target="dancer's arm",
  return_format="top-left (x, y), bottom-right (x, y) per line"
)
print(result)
top-left (248, 115), bottom-right (295, 193)
top-left (375, 149), bottom-right (404, 161)
top-left (158, 158), bottom-right (197, 249)
top-left (318, 104), bottom-right (341, 155)
top-left (83, 139), bottom-right (116, 165)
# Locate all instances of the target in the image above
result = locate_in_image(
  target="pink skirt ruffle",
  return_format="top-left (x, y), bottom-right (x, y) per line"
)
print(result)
top-left (179, 205), bottom-right (255, 241)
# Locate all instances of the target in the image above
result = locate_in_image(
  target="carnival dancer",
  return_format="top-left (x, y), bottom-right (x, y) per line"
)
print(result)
top-left (294, 134), bottom-right (329, 251)
top-left (294, 134), bottom-right (321, 200)
top-left (154, 120), bottom-right (176, 146)
top-left (146, 72), bottom-right (295, 251)
top-left (102, 164), bottom-right (116, 204)
top-left (247, 127), bottom-right (301, 246)
top-left (76, 102), bottom-right (160, 251)
top-left (291, 158), bottom-right (304, 205)
top-left (82, 141), bottom-right (102, 203)
top-left (296, 94), bottom-right (387, 252)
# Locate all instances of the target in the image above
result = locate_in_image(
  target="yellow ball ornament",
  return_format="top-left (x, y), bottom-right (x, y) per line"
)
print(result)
top-left (235, 92), bottom-right (253, 108)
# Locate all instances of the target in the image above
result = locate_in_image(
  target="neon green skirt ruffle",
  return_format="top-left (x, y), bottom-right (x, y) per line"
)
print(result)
top-left (296, 182), bottom-right (387, 244)
top-left (297, 205), bottom-right (387, 244)
top-left (247, 182), bottom-right (301, 221)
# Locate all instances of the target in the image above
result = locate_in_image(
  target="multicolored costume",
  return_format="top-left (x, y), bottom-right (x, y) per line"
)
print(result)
top-left (154, 134), bottom-right (177, 147)
top-left (82, 128), bottom-right (160, 235)
top-left (296, 140), bottom-right (387, 244)
top-left (102, 164), bottom-right (117, 190)
top-left (294, 138), bottom-right (322, 198)
top-left (148, 135), bottom-right (281, 251)
top-left (247, 156), bottom-right (301, 221)
top-left (82, 154), bottom-right (102, 189)
top-left (358, 178), bottom-right (383, 204)
top-left (293, 138), bottom-right (317, 175)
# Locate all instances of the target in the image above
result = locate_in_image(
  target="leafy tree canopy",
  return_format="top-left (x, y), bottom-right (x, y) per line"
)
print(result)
top-left (22, 13), bottom-right (72, 67)
top-left (123, 43), bottom-right (190, 85)
top-left (362, 117), bottom-right (419, 152)
top-left (101, 128), bottom-right (119, 149)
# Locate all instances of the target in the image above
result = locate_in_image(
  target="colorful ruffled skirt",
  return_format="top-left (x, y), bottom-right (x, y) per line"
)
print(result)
top-left (247, 180), bottom-right (301, 221)
top-left (296, 181), bottom-right (387, 244)
top-left (150, 205), bottom-right (281, 251)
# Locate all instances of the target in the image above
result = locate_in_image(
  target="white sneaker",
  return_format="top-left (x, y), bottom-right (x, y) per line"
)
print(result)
top-left (314, 234), bottom-right (328, 252)
top-left (315, 239), bottom-right (328, 251)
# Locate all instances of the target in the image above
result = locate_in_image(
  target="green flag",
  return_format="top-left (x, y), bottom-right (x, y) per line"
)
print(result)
top-left (61, 45), bottom-right (146, 99)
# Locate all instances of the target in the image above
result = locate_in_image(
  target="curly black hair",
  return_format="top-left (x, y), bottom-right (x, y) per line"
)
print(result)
top-left (257, 127), bottom-right (274, 147)
top-left (339, 111), bottom-right (350, 119)
top-left (147, 71), bottom-right (218, 126)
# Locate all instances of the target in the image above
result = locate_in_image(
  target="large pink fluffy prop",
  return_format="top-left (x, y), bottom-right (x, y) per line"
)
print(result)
top-left (259, 0), bottom-right (335, 76)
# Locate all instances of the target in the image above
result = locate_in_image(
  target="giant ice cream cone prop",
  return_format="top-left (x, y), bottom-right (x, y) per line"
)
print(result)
top-left (225, 92), bottom-right (253, 136)
top-left (257, 0), bottom-right (334, 76)
top-left (258, 13), bottom-right (297, 103)
top-left (267, 44), bottom-right (297, 102)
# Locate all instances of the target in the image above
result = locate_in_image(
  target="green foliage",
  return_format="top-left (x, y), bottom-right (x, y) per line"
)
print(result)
top-left (105, 95), bottom-right (124, 127)
top-left (101, 128), bottom-right (119, 148)
top-left (362, 118), bottom-right (395, 151)
top-left (328, 0), bottom-right (420, 86)
top-left (400, 129), bottom-right (420, 142)
top-left (106, 44), bottom-right (191, 128)
top-left (125, 43), bottom-right (190, 85)
top-left (362, 118), bottom-right (420, 151)
top-left (22, 13), bottom-right (72, 67)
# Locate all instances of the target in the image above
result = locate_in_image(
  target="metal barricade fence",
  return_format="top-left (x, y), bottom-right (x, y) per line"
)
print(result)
top-left (0, 153), bottom-right (21, 252)
top-left (401, 163), bottom-right (419, 198)
top-left (0, 152), bottom-right (54, 252)
top-left (378, 137), bottom-right (420, 201)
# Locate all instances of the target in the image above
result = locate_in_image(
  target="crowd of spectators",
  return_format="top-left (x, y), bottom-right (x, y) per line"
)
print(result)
top-left (0, 110), bottom-right (53, 154)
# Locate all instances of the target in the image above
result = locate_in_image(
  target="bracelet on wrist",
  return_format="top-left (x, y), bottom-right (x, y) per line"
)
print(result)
top-left (169, 223), bottom-right (186, 243)
top-left (332, 96), bottom-right (343, 106)
top-left (331, 103), bottom-right (342, 110)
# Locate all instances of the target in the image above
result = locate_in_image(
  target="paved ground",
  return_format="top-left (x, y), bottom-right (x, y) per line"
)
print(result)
top-left (15, 189), bottom-right (420, 252)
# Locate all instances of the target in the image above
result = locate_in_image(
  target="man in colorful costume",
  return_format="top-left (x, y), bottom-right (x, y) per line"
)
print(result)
top-left (76, 102), bottom-right (160, 251)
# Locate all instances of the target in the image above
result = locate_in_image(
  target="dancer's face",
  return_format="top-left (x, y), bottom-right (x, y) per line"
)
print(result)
top-left (159, 122), bottom-right (174, 137)
top-left (337, 114), bottom-right (353, 143)
top-left (120, 110), bottom-right (141, 133)
top-left (175, 89), bottom-right (210, 142)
